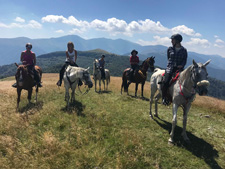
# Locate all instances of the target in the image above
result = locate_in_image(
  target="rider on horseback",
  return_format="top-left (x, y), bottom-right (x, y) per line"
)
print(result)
top-left (56, 41), bottom-right (82, 86)
top-left (128, 49), bottom-right (139, 85)
top-left (12, 43), bottom-right (42, 88)
top-left (99, 55), bottom-right (106, 80)
top-left (162, 34), bottom-right (188, 105)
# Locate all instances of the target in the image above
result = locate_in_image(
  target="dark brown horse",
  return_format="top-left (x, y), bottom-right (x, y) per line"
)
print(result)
top-left (121, 56), bottom-right (155, 97)
top-left (15, 63), bottom-right (42, 110)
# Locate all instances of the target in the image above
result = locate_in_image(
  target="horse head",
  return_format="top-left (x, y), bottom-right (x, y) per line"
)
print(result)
top-left (192, 59), bottom-right (210, 96)
top-left (142, 56), bottom-right (155, 72)
top-left (82, 68), bottom-right (93, 88)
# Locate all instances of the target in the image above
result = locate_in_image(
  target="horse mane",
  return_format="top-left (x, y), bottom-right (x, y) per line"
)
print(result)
top-left (179, 65), bottom-right (193, 84)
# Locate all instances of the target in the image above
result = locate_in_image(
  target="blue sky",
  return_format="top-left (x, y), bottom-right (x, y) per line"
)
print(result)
top-left (0, 0), bottom-right (224, 57)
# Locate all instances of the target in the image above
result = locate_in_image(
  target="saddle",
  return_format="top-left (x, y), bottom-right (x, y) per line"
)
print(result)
top-left (160, 71), bottom-right (180, 104)
top-left (125, 68), bottom-right (144, 82)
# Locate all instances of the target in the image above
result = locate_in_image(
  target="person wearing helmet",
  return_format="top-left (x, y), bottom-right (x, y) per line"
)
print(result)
top-left (99, 54), bottom-right (106, 79)
top-left (12, 43), bottom-right (42, 88)
top-left (162, 34), bottom-right (188, 105)
top-left (128, 49), bottom-right (140, 85)
top-left (56, 41), bottom-right (82, 86)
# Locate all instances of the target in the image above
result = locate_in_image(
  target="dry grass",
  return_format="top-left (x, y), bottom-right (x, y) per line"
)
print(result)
top-left (0, 73), bottom-right (224, 169)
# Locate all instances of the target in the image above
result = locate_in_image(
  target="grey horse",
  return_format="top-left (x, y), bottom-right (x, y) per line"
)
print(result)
top-left (93, 59), bottom-right (110, 92)
top-left (64, 65), bottom-right (93, 109)
top-left (149, 60), bottom-right (210, 144)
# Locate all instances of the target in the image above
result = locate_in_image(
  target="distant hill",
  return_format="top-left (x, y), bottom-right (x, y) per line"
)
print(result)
top-left (1, 49), bottom-right (225, 100)
top-left (1, 35), bottom-right (225, 76)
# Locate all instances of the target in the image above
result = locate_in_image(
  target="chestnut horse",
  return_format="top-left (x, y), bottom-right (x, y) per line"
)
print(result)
top-left (15, 63), bottom-right (42, 110)
top-left (121, 56), bottom-right (155, 97)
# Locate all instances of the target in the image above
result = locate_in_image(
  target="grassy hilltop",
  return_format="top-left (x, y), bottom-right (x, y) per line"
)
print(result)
top-left (0, 74), bottom-right (225, 169)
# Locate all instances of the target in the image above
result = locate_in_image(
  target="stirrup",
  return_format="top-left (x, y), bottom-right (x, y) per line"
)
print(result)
top-left (12, 83), bottom-right (17, 88)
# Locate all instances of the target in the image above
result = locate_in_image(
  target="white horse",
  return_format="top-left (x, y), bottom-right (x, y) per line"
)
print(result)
top-left (64, 65), bottom-right (93, 108)
top-left (149, 60), bottom-right (210, 144)
top-left (93, 59), bottom-right (110, 92)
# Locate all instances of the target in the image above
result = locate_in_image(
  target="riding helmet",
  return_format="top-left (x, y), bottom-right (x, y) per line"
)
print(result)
top-left (170, 34), bottom-right (183, 42)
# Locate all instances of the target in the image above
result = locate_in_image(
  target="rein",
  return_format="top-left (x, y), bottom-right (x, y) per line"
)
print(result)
top-left (178, 67), bottom-right (197, 103)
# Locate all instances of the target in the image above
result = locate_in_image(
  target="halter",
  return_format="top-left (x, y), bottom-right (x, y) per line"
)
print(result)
top-left (178, 65), bottom-right (198, 103)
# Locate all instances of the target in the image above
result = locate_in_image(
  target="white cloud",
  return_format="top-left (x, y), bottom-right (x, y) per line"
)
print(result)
top-left (186, 38), bottom-right (211, 48)
top-left (214, 44), bottom-right (224, 48)
top-left (69, 28), bottom-right (85, 34)
top-left (137, 36), bottom-right (170, 46)
top-left (27, 20), bottom-right (42, 29)
top-left (55, 29), bottom-right (64, 33)
top-left (215, 39), bottom-right (224, 44)
top-left (14, 17), bottom-right (25, 23)
top-left (172, 25), bottom-right (201, 37)
top-left (0, 20), bottom-right (42, 29)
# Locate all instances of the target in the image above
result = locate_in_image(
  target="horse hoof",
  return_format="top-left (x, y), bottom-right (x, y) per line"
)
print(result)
top-left (168, 138), bottom-right (174, 145)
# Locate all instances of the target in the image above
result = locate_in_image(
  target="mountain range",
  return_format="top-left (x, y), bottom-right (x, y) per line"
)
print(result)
top-left (0, 35), bottom-right (225, 82)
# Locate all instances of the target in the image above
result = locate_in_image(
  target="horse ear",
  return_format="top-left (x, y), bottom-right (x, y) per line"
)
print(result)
top-left (193, 60), bottom-right (198, 67)
top-left (86, 67), bottom-right (90, 70)
top-left (203, 60), bottom-right (211, 67)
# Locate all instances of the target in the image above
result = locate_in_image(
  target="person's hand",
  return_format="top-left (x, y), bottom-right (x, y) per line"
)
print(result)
top-left (22, 61), bottom-right (27, 65)
top-left (177, 65), bottom-right (183, 69)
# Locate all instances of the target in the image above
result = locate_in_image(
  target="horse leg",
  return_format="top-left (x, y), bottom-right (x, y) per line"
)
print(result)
top-left (65, 86), bottom-right (70, 109)
top-left (35, 86), bottom-right (38, 103)
top-left (28, 88), bottom-right (33, 104)
top-left (149, 83), bottom-right (158, 118)
top-left (103, 79), bottom-right (105, 91)
top-left (169, 103), bottom-right (179, 143)
top-left (141, 82), bottom-right (145, 97)
top-left (154, 93), bottom-right (161, 117)
top-left (182, 104), bottom-right (191, 143)
top-left (106, 79), bottom-right (108, 91)
top-left (135, 83), bottom-right (138, 97)
top-left (71, 85), bottom-right (76, 103)
top-left (99, 80), bottom-right (101, 92)
top-left (95, 80), bottom-right (97, 92)
top-left (17, 88), bottom-right (22, 110)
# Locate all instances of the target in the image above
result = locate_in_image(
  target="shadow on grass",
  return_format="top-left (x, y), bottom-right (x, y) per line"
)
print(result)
top-left (18, 101), bottom-right (44, 114)
top-left (128, 94), bottom-right (150, 101)
top-left (153, 117), bottom-right (222, 169)
top-left (61, 100), bottom-right (86, 117)
top-left (95, 90), bottom-right (112, 94)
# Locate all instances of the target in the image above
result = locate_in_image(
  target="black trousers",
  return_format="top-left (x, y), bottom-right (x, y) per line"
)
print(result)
top-left (100, 68), bottom-right (105, 79)
top-left (59, 62), bottom-right (78, 82)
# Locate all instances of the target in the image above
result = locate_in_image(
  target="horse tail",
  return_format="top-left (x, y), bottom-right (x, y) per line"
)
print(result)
top-left (122, 71), bottom-right (128, 92)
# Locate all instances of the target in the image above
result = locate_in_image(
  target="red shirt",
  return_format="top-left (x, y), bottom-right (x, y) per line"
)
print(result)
top-left (22, 50), bottom-right (35, 65)
top-left (130, 55), bottom-right (139, 65)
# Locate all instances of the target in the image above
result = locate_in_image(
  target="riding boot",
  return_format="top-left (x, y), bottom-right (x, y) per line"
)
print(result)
top-left (12, 83), bottom-right (17, 88)
top-left (162, 84), bottom-right (169, 105)
top-left (56, 80), bottom-right (62, 86)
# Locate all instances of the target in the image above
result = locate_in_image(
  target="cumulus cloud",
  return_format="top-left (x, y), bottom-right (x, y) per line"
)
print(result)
top-left (0, 19), bottom-right (42, 29)
top-left (215, 39), bottom-right (224, 44)
top-left (186, 38), bottom-right (211, 48)
top-left (42, 15), bottom-right (89, 27)
top-left (14, 17), bottom-right (25, 23)
top-left (137, 36), bottom-right (170, 46)
top-left (172, 25), bottom-right (201, 37)
top-left (214, 38), bottom-right (225, 48)
top-left (55, 29), bottom-right (64, 33)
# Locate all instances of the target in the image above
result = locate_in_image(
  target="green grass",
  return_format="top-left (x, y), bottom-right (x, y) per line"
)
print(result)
top-left (0, 77), bottom-right (224, 169)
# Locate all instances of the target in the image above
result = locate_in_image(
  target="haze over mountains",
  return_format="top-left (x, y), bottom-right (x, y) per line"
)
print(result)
top-left (1, 35), bottom-right (225, 82)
